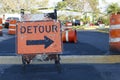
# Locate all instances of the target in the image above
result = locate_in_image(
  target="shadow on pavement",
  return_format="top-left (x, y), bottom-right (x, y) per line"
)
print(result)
top-left (0, 64), bottom-right (105, 80)
top-left (63, 41), bottom-right (108, 55)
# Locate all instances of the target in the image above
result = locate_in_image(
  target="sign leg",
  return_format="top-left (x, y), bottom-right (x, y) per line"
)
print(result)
top-left (54, 54), bottom-right (62, 73)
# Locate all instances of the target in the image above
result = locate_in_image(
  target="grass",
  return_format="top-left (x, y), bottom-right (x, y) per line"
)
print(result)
top-left (72, 25), bottom-right (109, 33)
top-left (72, 26), bottom-right (85, 30)
top-left (96, 28), bottom-right (109, 33)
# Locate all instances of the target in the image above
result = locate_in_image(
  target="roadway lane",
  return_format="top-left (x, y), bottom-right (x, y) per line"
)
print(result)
top-left (0, 63), bottom-right (120, 80)
top-left (0, 29), bottom-right (16, 56)
top-left (63, 30), bottom-right (109, 55)
top-left (0, 29), bottom-right (118, 56)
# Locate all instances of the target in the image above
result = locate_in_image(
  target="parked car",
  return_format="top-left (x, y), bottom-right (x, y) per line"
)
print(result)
top-left (72, 20), bottom-right (80, 26)
top-left (4, 17), bottom-right (20, 28)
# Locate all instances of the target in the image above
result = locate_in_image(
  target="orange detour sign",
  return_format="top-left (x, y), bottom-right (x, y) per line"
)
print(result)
top-left (17, 20), bottom-right (62, 54)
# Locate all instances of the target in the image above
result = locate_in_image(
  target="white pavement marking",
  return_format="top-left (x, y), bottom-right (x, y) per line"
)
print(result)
top-left (0, 55), bottom-right (120, 64)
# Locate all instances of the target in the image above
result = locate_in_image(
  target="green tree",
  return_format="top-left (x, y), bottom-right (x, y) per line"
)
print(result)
top-left (74, 15), bottom-right (81, 20)
top-left (0, 0), bottom-right (48, 13)
top-left (58, 14), bottom-right (67, 21)
top-left (101, 16), bottom-right (109, 25)
top-left (64, 0), bottom-right (83, 12)
top-left (87, 0), bottom-right (99, 13)
top-left (107, 3), bottom-right (120, 15)
top-left (56, 1), bottom-right (67, 10)
top-left (56, 0), bottom-right (100, 13)
top-left (82, 15), bottom-right (90, 24)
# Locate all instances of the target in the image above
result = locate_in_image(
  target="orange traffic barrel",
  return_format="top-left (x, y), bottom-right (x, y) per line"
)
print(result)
top-left (63, 26), bottom-right (73, 31)
top-left (65, 22), bottom-right (72, 26)
top-left (0, 18), bottom-right (3, 36)
top-left (62, 30), bottom-right (77, 43)
top-left (109, 14), bottom-right (120, 52)
top-left (8, 20), bottom-right (16, 35)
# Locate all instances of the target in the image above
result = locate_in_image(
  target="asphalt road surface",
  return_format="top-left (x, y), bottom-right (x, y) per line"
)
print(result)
top-left (0, 29), bottom-right (119, 56)
top-left (0, 29), bottom-right (120, 80)
top-left (0, 63), bottom-right (120, 80)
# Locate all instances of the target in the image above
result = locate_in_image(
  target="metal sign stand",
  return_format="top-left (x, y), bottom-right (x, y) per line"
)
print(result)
top-left (19, 9), bottom-right (62, 73)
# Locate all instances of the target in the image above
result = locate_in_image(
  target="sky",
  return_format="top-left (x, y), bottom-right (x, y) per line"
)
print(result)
top-left (105, 0), bottom-right (120, 3)
top-left (99, 0), bottom-right (120, 12)
top-left (48, 0), bottom-right (120, 12)
top-left (48, 0), bottom-right (62, 7)
top-left (49, 0), bottom-right (120, 7)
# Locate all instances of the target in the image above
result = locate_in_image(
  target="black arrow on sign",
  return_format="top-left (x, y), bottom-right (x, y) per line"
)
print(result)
top-left (26, 36), bottom-right (54, 49)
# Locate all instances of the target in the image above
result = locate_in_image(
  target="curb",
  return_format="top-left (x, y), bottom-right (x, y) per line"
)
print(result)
top-left (0, 55), bottom-right (120, 64)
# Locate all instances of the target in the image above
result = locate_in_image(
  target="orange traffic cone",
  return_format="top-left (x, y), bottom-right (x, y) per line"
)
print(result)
top-left (8, 20), bottom-right (16, 35)
top-left (109, 14), bottom-right (120, 52)
top-left (62, 30), bottom-right (77, 43)
top-left (0, 18), bottom-right (3, 36)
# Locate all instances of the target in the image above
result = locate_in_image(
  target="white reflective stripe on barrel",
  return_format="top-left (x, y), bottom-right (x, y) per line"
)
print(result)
top-left (9, 24), bottom-right (16, 26)
top-left (109, 38), bottom-right (120, 42)
top-left (65, 30), bottom-right (69, 42)
top-left (63, 27), bottom-right (72, 30)
top-left (110, 24), bottom-right (120, 30)
top-left (0, 24), bottom-right (2, 26)
top-left (67, 23), bottom-right (72, 26)
top-left (9, 29), bottom-right (16, 31)
top-left (0, 30), bottom-right (2, 31)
